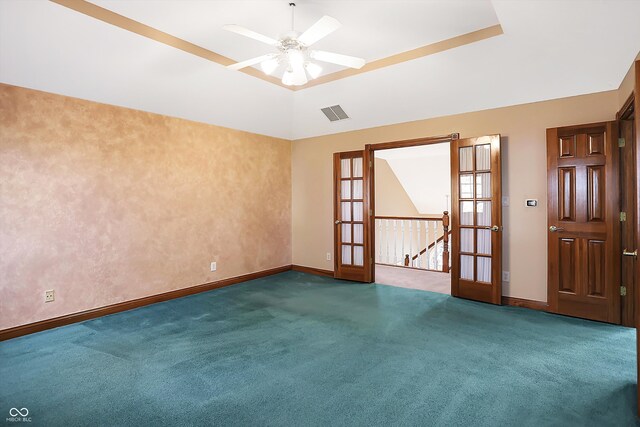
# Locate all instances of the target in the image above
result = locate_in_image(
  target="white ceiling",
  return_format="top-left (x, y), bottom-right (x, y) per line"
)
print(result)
top-left (1, 1), bottom-right (640, 140)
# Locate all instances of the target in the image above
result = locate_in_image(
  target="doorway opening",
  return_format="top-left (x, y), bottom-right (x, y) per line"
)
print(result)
top-left (333, 132), bottom-right (503, 305)
top-left (372, 142), bottom-right (452, 294)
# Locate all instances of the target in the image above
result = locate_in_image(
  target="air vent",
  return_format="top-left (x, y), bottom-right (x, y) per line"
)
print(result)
top-left (321, 105), bottom-right (350, 122)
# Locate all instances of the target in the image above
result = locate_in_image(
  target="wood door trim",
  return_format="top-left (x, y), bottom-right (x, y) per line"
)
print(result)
top-left (618, 91), bottom-right (635, 120)
top-left (333, 153), bottom-right (341, 275)
top-left (367, 134), bottom-right (457, 284)
top-left (0, 265), bottom-right (292, 341)
top-left (632, 59), bottom-right (640, 418)
top-left (555, 121), bottom-right (612, 135)
top-left (618, 97), bottom-right (636, 327)
top-left (375, 215), bottom-right (445, 221)
top-left (369, 134), bottom-right (458, 151)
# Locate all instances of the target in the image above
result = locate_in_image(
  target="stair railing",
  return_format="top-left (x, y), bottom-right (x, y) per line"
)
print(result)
top-left (374, 211), bottom-right (451, 272)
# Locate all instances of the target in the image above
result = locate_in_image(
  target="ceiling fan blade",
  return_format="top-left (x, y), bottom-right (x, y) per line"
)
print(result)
top-left (298, 16), bottom-right (341, 46)
top-left (223, 24), bottom-right (278, 46)
top-left (311, 50), bottom-right (365, 69)
top-left (227, 53), bottom-right (277, 71)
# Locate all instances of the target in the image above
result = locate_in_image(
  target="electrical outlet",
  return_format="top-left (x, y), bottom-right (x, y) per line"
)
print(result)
top-left (502, 271), bottom-right (510, 282)
top-left (326, 252), bottom-right (331, 261)
top-left (210, 262), bottom-right (217, 272)
top-left (45, 290), bottom-right (55, 303)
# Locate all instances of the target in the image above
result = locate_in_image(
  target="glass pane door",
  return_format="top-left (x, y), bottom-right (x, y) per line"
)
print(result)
top-left (339, 156), bottom-right (365, 266)
top-left (451, 135), bottom-right (502, 304)
top-left (333, 150), bottom-right (372, 283)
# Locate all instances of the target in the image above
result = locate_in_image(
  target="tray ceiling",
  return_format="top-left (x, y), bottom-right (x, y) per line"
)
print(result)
top-left (1, 0), bottom-right (639, 140)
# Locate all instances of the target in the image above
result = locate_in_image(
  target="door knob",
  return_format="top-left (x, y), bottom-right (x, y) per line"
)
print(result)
top-left (622, 249), bottom-right (637, 258)
top-left (549, 225), bottom-right (565, 232)
top-left (490, 225), bottom-right (500, 232)
top-left (335, 220), bottom-right (341, 225)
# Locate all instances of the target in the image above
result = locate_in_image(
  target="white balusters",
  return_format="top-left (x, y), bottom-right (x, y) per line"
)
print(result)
top-left (416, 221), bottom-right (421, 268)
top-left (374, 214), bottom-right (450, 272)
top-left (393, 220), bottom-right (397, 265)
top-left (401, 220), bottom-right (405, 265)
top-left (385, 219), bottom-right (390, 264)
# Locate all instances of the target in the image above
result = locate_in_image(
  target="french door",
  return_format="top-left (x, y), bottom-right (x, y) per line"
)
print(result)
top-left (546, 122), bottom-right (620, 323)
top-left (333, 150), bottom-right (373, 282)
top-left (450, 135), bottom-right (502, 304)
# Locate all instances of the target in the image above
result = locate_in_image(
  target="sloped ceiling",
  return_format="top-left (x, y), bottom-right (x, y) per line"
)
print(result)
top-left (1, 0), bottom-right (639, 140)
top-left (376, 144), bottom-right (451, 216)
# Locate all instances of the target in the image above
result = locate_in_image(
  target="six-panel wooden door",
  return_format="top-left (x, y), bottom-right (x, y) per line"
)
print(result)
top-left (450, 135), bottom-right (502, 304)
top-left (546, 122), bottom-right (620, 323)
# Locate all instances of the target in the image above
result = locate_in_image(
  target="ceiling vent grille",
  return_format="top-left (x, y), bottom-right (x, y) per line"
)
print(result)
top-left (321, 105), bottom-right (349, 122)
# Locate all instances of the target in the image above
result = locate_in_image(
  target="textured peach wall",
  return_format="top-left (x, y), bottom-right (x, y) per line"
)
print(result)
top-left (0, 84), bottom-right (291, 330)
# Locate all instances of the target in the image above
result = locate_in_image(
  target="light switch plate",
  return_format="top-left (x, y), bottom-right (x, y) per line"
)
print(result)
top-left (210, 262), bottom-right (217, 272)
top-left (502, 196), bottom-right (510, 207)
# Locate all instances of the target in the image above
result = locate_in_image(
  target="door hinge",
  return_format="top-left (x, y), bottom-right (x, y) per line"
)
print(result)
top-left (621, 286), bottom-right (627, 296)
top-left (618, 138), bottom-right (626, 147)
top-left (370, 257), bottom-right (373, 265)
top-left (620, 212), bottom-right (627, 222)
top-left (369, 160), bottom-right (373, 168)
top-left (369, 209), bottom-right (373, 217)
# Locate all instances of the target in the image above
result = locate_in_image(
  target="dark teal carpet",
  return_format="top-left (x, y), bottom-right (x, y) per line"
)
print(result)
top-left (1, 271), bottom-right (637, 426)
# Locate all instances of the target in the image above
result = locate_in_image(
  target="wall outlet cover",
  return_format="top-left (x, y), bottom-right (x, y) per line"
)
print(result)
top-left (502, 196), bottom-right (510, 207)
top-left (45, 290), bottom-right (55, 303)
top-left (502, 271), bottom-right (510, 282)
top-left (326, 252), bottom-right (331, 261)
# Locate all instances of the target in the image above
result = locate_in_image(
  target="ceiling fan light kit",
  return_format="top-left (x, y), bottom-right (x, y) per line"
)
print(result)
top-left (224, 2), bottom-right (366, 86)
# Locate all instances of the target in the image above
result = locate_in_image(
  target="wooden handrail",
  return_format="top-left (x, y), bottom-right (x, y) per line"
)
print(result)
top-left (375, 215), bottom-right (444, 222)
top-left (411, 231), bottom-right (451, 261)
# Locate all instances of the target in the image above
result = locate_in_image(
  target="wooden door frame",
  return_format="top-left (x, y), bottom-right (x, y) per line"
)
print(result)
top-left (618, 92), bottom-right (636, 327)
top-left (365, 133), bottom-right (459, 282)
top-left (631, 59), bottom-right (640, 418)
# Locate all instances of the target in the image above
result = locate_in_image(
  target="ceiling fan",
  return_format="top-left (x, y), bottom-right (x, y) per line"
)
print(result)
top-left (224, 2), bottom-right (366, 86)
